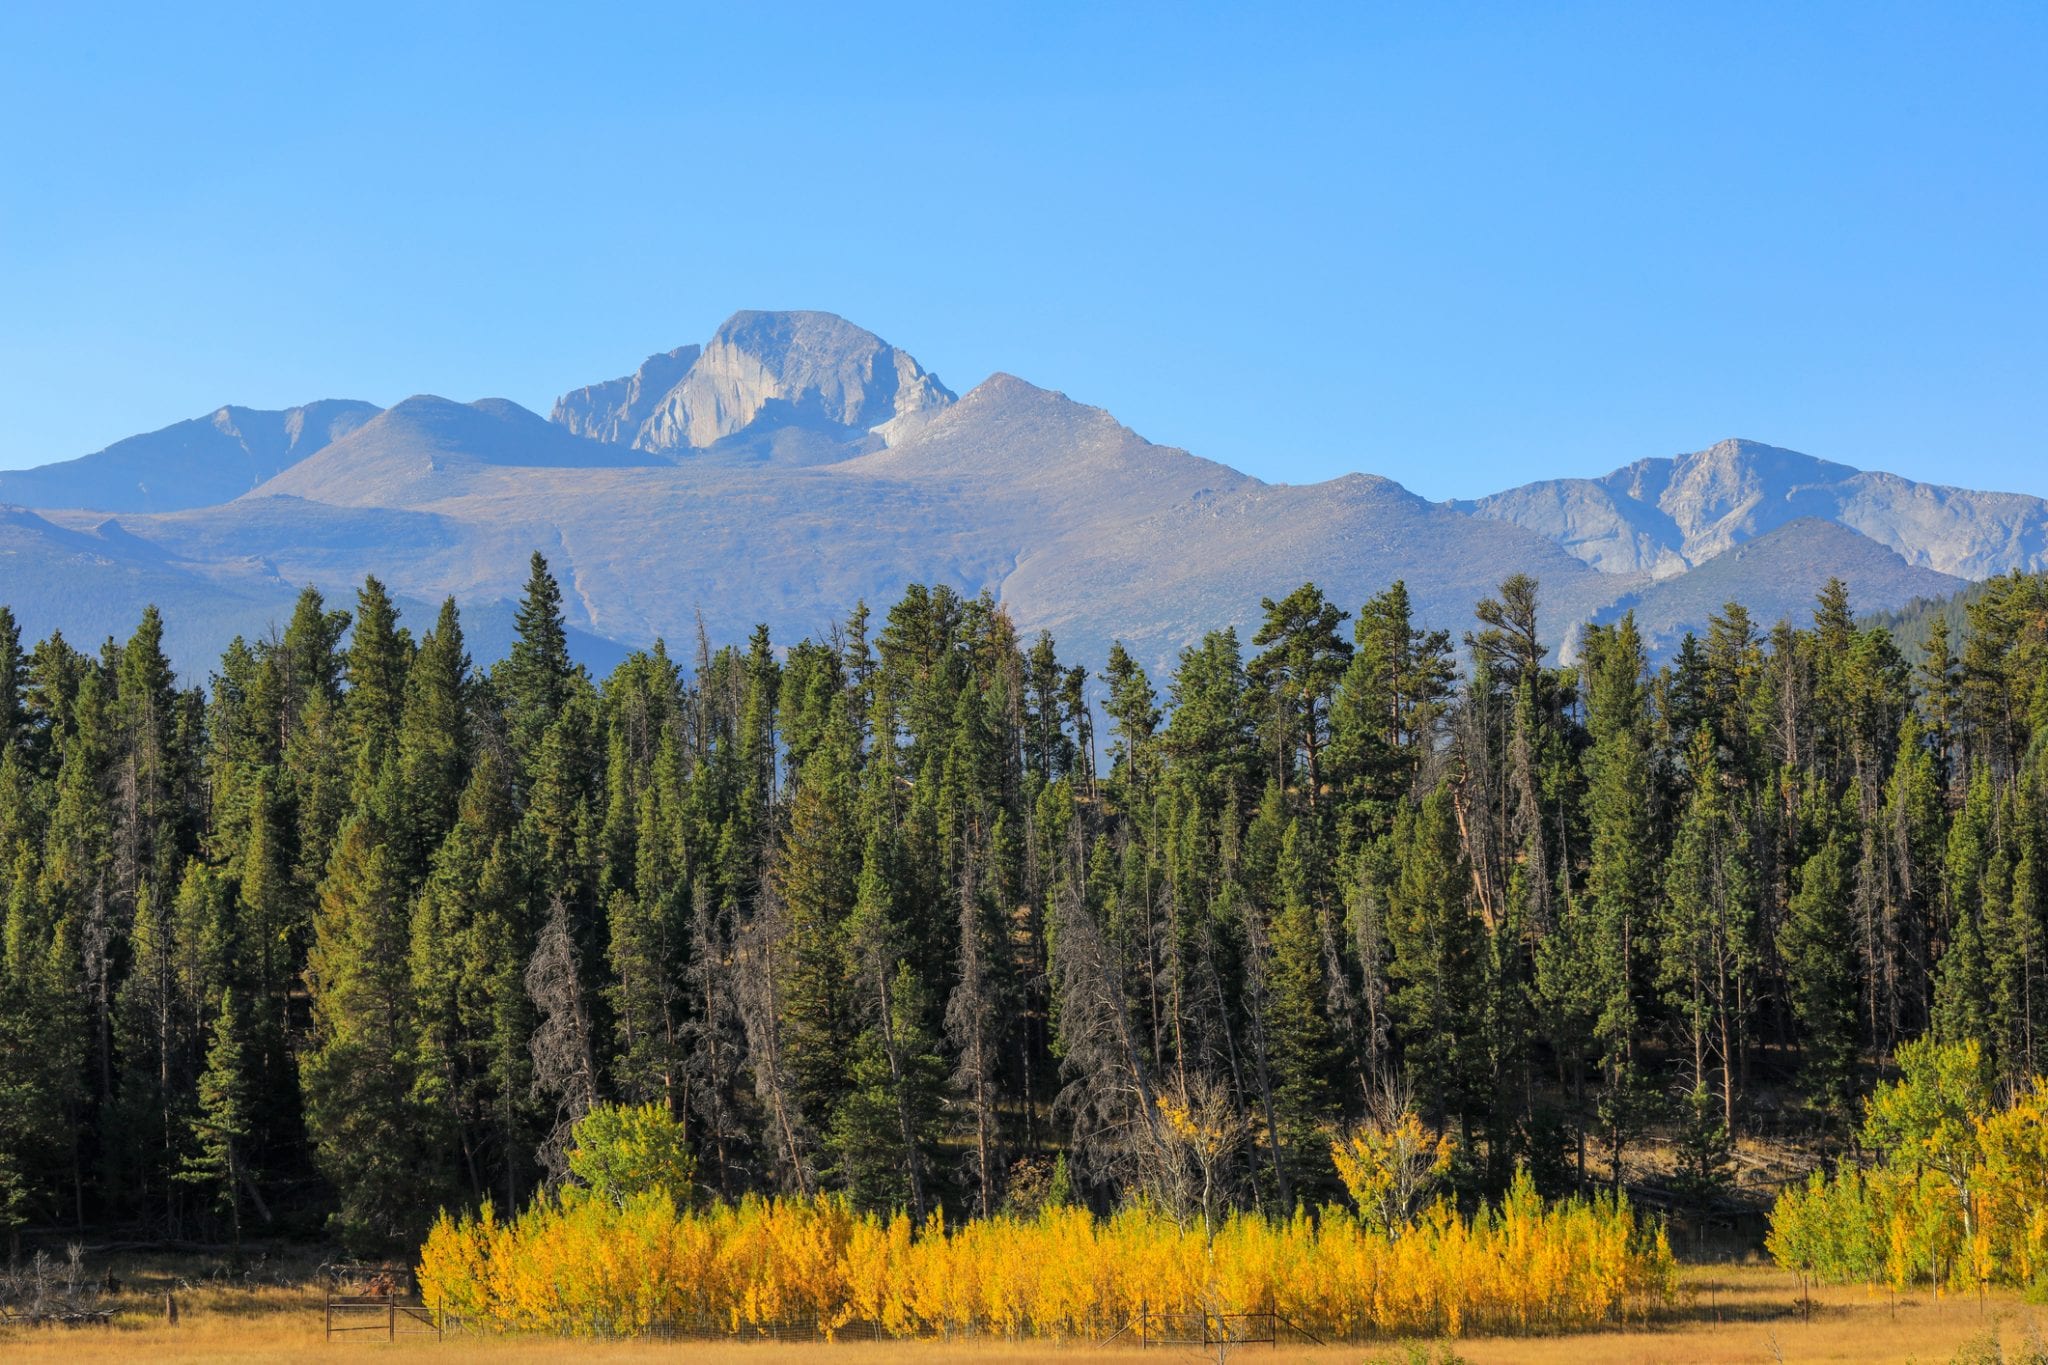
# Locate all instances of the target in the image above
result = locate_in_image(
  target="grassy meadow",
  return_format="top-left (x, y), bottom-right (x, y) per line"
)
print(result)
top-left (2, 1259), bottom-right (2043, 1364)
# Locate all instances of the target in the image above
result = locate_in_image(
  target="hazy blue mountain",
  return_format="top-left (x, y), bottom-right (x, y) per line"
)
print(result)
top-left (1461, 437), bottom-right (2048, 580)
top-left (56, 366), bottom-right (1619, 675)
top-left (3, 312), bottom-right (2041, 682)
top-left (252, 395), bottom-right (667, 506)
top-left (1585, 518), bottom-right (1967, 655)
top-left (0, 400), bottom-right (380, 512)
top-left (0, 503), bottom-right (300, 669)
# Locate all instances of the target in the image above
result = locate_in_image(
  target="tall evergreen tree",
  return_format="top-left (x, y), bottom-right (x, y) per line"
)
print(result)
top-left (301, 810), bottom-right (443, 1249)
top-left (500, 553), bottom-right (575, 781)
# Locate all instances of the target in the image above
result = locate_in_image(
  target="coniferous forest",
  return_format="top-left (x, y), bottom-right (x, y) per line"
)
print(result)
top-left (3, 553), bottom-right (2048, 1258)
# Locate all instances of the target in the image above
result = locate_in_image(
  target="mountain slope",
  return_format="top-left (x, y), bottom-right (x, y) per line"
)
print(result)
top-left (0, 503), bottom-right (300, 669)
top-left (1593, 518), bottom-right (1967, 653)
top-left (98, 368), bottom-right (1626, 673)
top-left (1463, 438), bottom-right (2048, 580)
top-left (250, 395), bottom-right (666, 507)
top-left (0, 400), bottom-right (380, 512)
top-left (3, 313), bottom-right (2041, 681)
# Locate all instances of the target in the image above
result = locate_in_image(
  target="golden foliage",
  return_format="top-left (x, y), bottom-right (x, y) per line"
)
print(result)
top-left (1768, 1042), bottom-right (2048, 1292)
top-left (1330, 1110), bottom-right (1457, 1232)
top-left (417, 1172), bottom-right (1673, 1341)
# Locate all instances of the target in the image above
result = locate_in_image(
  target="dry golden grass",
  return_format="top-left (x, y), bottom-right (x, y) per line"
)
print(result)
top-left (1, 1264), bottom-right (2041, 1364)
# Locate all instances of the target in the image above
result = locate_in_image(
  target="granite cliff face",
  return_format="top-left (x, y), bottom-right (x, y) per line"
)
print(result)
top-left (550, 311), bottom-right (954, 454)
top-left (1, 311), bottom-right (2042, 679)
top-left (549, 346), bottom-right (700, 445)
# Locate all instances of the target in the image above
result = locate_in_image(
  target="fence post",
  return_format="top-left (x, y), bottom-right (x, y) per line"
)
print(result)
top-left (1140, 1296), bottom-right (1147, 1349)
top-left (388, 1295), bottom-right (396, 1341)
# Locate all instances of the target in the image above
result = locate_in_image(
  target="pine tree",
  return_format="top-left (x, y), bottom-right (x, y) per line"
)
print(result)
top-left (1264, 816), bottom-right (1338, 1194)
top-left (394, 598), bottom-right (469, 883)
top-left (1658, 729), bottom-right (1756, 1132)
top-left (180, 988), bottom-right (253, 1261)
top-left (1781, 804), bottom-right (1861, 1128)
top-left (1329, 580), bottom-right (1453, 829)
top-left (1383, 787), bottom-right (1484, 1133)
top-left (605, 733), bottom-right (687, 1109)
top-left (343, 577), bottom-right (412, 782)
top-left (411, 748), bottom-right (533, 1205)
top-left (1248, 583), bottom-right (1353, 809)
top-left (1936, 767), bottom-right (1995, 1052)
top-left (766, 701), bottom-right (859, 1151)
top-left (500, 552), bottom-right (575, 781)
top-left (832, 960), bottom-right (946, 1214)
top-left (111, 606), bottom-right (184, 928)
top-left (1100, 643), bottom-right (1160, 797)
top-left (302, 809), bottom-right (443, 1249)
top-left (0, 606), bottom-right (26, 758)
top-left (1579, 614), bottom-right (1660, 1183)
top-left (0, 848), bottom-right (85, 1246)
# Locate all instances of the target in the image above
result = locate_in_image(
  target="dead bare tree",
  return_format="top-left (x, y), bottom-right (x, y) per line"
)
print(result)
top-left (683, 880), bottom-right (746, 1196)
top-left (946, 845), bottom-right (1003, 1216)
top-left (1049, 852), bottom-right (1170, 1197)
top-left (731, 880), bottom-right (816, 1195)
top-left (525, 895), bottom-right (598, 1182)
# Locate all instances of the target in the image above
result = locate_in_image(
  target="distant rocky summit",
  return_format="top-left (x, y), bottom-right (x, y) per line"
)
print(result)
top-left (551, 310), bottom-right (954, 454)
top-left (1459, 438), bottom-right (2048, 582)
top-left (1, 309), bottom-right (2041, 677)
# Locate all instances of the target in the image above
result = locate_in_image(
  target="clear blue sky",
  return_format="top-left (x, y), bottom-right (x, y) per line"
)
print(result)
top-left (3, 2), bottom-right (2043, 499)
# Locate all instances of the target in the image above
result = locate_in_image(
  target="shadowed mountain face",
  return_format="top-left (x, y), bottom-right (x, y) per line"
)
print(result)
top-left (1594, 518), bottom-right (1968, 656)
top-left (0, 399), bottom-right (380, 513)
top-left (2, 311), bottom-right (2043, 679)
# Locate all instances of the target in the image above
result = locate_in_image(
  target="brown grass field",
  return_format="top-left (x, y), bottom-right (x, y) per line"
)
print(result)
top-left (2, 1262), bottom-right (2043, 1364)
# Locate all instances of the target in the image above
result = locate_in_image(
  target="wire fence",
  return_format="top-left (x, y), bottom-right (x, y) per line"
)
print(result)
top-left (413, 1305), bottom-right (1329, 1347)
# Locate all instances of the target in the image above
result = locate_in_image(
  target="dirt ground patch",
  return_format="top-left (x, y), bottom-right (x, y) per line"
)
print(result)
top-left (1, 1263), bottom-right (2041, 1364)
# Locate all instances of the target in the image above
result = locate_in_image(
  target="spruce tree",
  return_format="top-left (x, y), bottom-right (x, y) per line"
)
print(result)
top-left (1264, 817), bottom-right (1338, 1193)
top-left (767, 701), bottom-right (859, 1146)
top-left (394, 598), bottom-right (469, 883)
top-left (501, 553), bottom-right (575, 776)
top-left (1579, 614), bottom-right (1660, 1183)
top-left (301, 809), bottom-right (443, 1249)
top-left (180, 989), bottom-right (253, 1262)
top-left (1658, 729), bottom-right (1756, 1131)
top-left (1780, 807), bottom-right (1861, 1127)
top-left (0, 606), bottom-right (25, 757)
top-left (1384, 787), bottom-right (1484, 1132)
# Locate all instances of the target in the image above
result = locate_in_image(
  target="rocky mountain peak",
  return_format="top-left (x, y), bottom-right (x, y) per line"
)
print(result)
top-left (550, 310), bottom-right (954, 454)
top-left (550, 346), bottom-right (700, 444)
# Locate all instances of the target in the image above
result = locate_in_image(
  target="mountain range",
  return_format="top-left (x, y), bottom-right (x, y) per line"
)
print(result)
top-left (2, 309), bottom-right (2039, 678)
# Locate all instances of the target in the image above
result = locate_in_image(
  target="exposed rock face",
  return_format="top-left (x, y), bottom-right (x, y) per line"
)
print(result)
top-left (4, 311), bottom-right (2046, 680)
top-left (1462, 438), bottom-right (2048, 581)
top-left (549, 310), bottom-right (954, 454)
top-left (0, 399), bottom-right (380, 512)
top-left (550, 346), bottom-right (700, 444)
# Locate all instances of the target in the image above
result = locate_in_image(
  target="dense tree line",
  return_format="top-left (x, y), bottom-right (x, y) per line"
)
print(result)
top-left (2, 557), bottom-right (2046, 1252)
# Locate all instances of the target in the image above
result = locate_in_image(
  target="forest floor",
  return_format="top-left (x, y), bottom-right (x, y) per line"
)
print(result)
top-left (2, 1261), bottom-right (2043, 1364)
